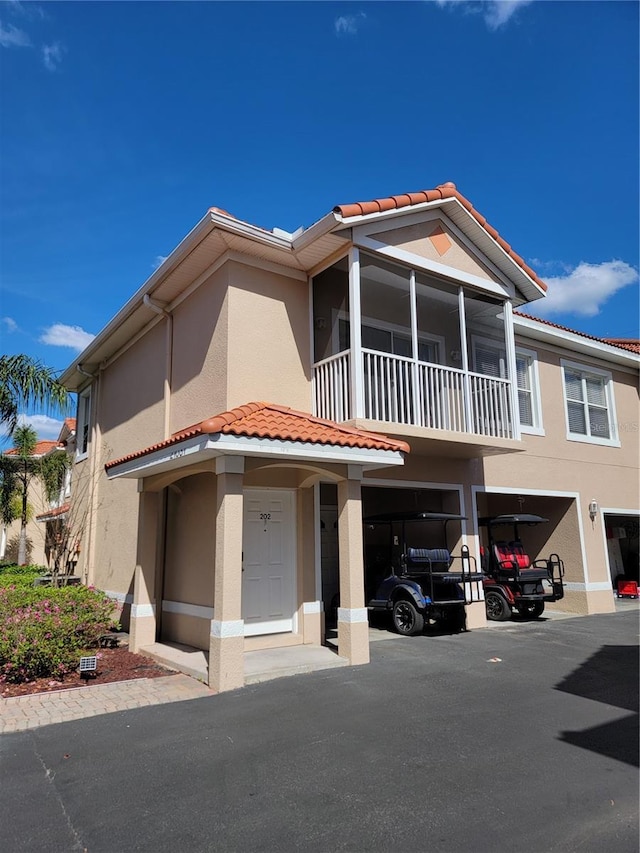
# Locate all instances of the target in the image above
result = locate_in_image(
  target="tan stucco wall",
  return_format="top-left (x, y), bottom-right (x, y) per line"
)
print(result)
top-left (379, 219), bottom-right (500, 283)
top-left (226, 261), bottom-right (311, 411)
top-left (163, 473), bottom-right (216, 607)
top-left (91, 322), bottom-right (167, 598)
top-left (170, 265), bottom-right (229, 431)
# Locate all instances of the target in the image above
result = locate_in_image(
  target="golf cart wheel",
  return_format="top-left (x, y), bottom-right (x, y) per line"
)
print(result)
top-left (392, 599), bottom-right (425, 636)
top-left (518, 601), bottom-right (545, 619)
top-left (485, 591), bottom-right (512, 622)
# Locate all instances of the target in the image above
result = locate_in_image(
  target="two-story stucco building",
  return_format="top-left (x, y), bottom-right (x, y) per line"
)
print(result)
top-left (60, 182), bottom-right (640, 692)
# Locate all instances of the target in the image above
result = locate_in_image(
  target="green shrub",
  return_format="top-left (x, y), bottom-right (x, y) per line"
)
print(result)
top-left (0, 585), bottom-right (119, 684)
top-left (0, 564), bottom-right (44, 589)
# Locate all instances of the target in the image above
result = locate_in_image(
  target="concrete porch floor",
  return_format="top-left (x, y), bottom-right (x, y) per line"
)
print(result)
top-left (141, 640), bottom-right (349, 687)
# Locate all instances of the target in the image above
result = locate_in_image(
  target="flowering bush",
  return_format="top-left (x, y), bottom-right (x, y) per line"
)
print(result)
top-left (0, 585), bottom-right (118, 684)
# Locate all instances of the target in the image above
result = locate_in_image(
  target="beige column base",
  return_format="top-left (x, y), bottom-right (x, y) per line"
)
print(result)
top-left (209, 625), bottom-right (245, 692)
top-left (302, 602), bottom-right (322, 645)
top-left (337, 609), bottom-right (370, 665)
top-left (464, 600), bottom-right (487, 630)
top-left (129, 607), bottom-right (156, 653)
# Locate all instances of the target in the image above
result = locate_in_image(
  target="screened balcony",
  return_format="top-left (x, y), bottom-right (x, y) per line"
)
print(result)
top-left (312, 250), bottom-right (520, 442)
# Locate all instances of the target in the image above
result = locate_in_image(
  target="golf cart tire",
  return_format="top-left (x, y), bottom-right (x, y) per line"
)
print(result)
top-left (518, 601), bottom-right (545, 619)
top-left (392, 599), bottom-right (425, 636)
top-left (485, 591), bottom-right (512, 622)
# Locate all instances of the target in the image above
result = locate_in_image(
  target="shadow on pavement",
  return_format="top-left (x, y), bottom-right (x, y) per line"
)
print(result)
top-left (555, 644), bottom-right (639, 767)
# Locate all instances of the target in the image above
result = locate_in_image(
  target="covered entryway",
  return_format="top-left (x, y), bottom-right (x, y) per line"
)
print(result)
top-left (104, 402), bottom-right (408, 692)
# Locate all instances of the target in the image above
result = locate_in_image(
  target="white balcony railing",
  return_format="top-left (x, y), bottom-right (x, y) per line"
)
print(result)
top-left (313, 350), bottom-right (514, 440)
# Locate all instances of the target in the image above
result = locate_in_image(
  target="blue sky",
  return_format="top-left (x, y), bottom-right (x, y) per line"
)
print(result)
top-left (1, 0), bottom-right (638, 439)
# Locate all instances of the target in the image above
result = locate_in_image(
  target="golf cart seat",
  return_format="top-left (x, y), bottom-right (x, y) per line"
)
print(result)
top-left (493, 541), bottom-right (548, 581)
top-left (406, 548), bottom-right (451, 568)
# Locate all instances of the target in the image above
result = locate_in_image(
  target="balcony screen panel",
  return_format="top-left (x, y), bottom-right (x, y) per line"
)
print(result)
top-left (360, 254), bottom-right (411, 347)
top-left (465, 292), bottom-right (506, 374)
top-left (415, 272), bottom-right (459, 367)
top-left (312, 257), bottom-right (349, 362)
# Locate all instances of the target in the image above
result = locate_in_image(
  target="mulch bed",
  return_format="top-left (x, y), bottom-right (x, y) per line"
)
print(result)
top-left (1, 648), bottom-right (175, 698)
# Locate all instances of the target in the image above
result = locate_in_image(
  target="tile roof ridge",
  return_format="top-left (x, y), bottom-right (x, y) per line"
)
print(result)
top-left (514, 311), bottom-right (640, 354)
top-left (333, 182), bottom-right (547, 293)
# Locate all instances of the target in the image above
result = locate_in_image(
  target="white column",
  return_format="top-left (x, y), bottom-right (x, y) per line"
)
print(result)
top-left (503, 300), bottom-right (521, 440)
top-left (349, 247), bottom-right (364, 419)
top-left (458, 286), bottom-right (473, 433)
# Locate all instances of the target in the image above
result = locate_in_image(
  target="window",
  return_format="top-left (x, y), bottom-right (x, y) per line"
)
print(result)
top-left (472, 340), bottom-right (543, 433)
top-left (562, 361), bottom-right (618, 445)
top-left (338, 317), bottom-right (442, 364)
top-left (76, 388), bottom-right (91, 460)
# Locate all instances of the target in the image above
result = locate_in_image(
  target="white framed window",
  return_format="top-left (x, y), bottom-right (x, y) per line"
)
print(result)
top-left (472, 339), bottom-right (543, 434)
top-left (515, 347), bottom-right (544, 434)
top-left (336, 313), bottom-right (444, 365)
top-left (562, 360), bottom-right (619, 446)
top-left (76, 388), bottom-right (91, 461)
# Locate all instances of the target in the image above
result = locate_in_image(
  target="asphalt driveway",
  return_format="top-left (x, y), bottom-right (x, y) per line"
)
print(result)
top-left (2, 610), bottom-right (638, 852)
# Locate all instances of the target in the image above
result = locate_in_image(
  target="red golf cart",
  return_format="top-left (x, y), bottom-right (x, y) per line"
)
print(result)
top-left (479, 514), bottom-right (565, 621)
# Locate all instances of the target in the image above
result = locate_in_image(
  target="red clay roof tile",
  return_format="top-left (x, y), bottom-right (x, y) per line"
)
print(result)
top-left (515, 312), bottom-right (640, 354)
top-left (334, 183), bottom-right (547, 292)
top-left (4, 440), bottom-right (59, 457)
top-left (105, 403), bottom-right (410, 471)
top-left (35, 503), bottom-right (70, 521)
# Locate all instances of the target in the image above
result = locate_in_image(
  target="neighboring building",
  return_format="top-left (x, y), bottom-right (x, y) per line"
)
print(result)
top-left (59, 182), bottom-right (640, 692)
top-left (1, 436), bottom-right (63, 566)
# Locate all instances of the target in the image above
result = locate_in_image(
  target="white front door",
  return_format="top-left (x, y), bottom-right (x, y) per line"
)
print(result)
top-left (242, 489), bottom-right (296, 636)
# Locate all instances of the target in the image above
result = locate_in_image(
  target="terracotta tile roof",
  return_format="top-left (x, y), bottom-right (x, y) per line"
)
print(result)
top-left (105, 402), bottom-right (410, 471)
top-left (333, 182), bottom-right (547, 292)
top-left (602, 338), bottom-right (640, 354)
top-left (64, 418), bottom-right (77, 432)
top-left (4, 440), bottom-right (59, 457)
top-left (36, 503), bottom-right (70, 522)
top-left (514, 312), bottom-right (640, 355)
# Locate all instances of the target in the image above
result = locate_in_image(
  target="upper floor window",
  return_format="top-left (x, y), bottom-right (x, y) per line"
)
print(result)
top-left (473, 339), bottom-right (543, 433)
top-left (562, 360), bottom-right (619, 446)
top-left (76, 388), bottom-right (91, 460)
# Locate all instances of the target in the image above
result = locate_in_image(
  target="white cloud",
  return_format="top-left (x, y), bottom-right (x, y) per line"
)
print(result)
top-left (2, 317), bottom-right (18, 333)
top-left (526, 260), bottom-right (638, 319)
top-left (0, 20), bottom-right (31, 47)
top-left (335, 12), bottom-right (367, 36)
top-left (42, 40), bottom-right (62, 71)
top-left (40, 323), bottom-right (95, 352)
top-left (152, 255), bottom-right (168, 270)
top-left (17, 413), bottom-right (64, 441)
top-left (434, 1), bottom-right (533, 31)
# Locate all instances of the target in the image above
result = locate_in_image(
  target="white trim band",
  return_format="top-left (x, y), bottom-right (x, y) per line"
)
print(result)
top-left (210, 619), bottom-right (245, 639)
top-left (131, 603), bottom-right (156, 618)
top-left (162, 600), bottom-right (214, 619)
top-left (302, 601), bottom-right (322, 615)
top-left (337, 607), bottom-right (369, 624)
top-left (564, 582), bottom-right (613, 592)
top-left (104, 590), bottom-right (133, 605)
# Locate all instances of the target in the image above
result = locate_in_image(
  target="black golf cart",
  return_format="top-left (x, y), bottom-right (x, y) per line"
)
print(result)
top-left (479, 514), bottom-right (565, 621)
top-left (364, 511), bottom-right (484, 636)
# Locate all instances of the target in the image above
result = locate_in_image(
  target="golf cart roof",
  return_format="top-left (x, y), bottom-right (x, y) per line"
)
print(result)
top-left (478, 514), bottom-right (548, 527)
top-left (364, 511), bottom-right (467, 524)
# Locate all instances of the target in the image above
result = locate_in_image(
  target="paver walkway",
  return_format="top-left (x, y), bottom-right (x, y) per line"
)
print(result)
top-left (0, 674), bottom-right (213, 734)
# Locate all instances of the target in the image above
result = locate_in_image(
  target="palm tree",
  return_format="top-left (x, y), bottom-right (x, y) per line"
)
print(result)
top-left (0, 425), bottom-right (39, 565)
top-left (0, 354), bottom-right (70, 437)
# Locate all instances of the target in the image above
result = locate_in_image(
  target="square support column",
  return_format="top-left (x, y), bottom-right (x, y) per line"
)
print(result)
top-left (337, 467), bottom-right (370, 666)
top-left (129, 489), bottom-right (160, 653)
top-left (209, 456), bottom-right (245, 692)
top-left (300, 486), bottom-right (322, 645)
